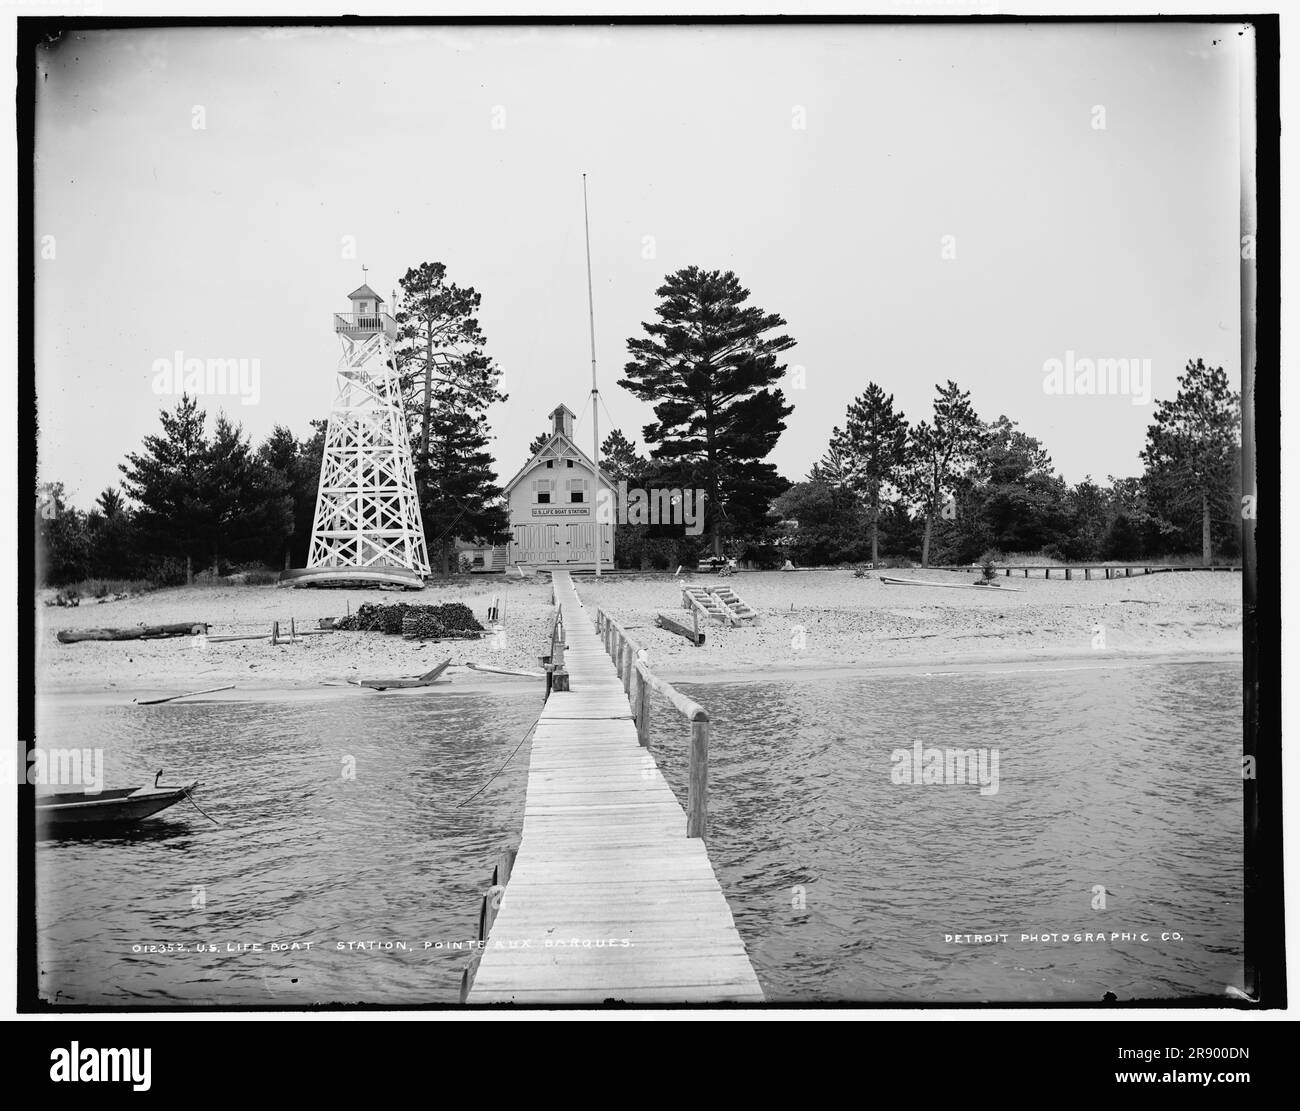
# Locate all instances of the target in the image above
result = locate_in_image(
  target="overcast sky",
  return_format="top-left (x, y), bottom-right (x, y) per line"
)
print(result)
top-left (34, 21), bottom-right (1245, 504)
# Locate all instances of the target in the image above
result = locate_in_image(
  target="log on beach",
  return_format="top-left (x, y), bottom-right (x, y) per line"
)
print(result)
top-left (656, 612), bottom-right (706, 645)
top-left (57, 623), bottom-right (209, 644)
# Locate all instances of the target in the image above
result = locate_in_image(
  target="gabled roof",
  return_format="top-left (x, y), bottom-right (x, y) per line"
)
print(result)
top-left (347, 284), bottom-right (384, 303)
top-left (502, 430), bottom-right (615, 495)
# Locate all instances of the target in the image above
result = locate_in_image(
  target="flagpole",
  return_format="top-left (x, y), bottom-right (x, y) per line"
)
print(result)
top-left (583, 172), bottom-right (602, 577)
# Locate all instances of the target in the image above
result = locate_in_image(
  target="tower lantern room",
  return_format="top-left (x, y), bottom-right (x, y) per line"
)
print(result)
top-left (335, 283), bottom-right (398, 340)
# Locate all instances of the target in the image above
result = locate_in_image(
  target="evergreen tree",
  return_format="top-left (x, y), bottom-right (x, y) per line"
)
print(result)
top-left (600, 428), bottom-right (647, 484)
top-left (954, 415), bottom-right (1068, 561)
top-left (831, 383), bottom-right (908, 565)
top-left (599, 429), bottom-right (653, 569)
top-left (198, 416), bottom-right (292, 573)
top-left (85, 485), bottom-right (137, 579)
top-left (36, 482), bottom-right (90, 585)
top-left (902, 381), bottom-right (988, 567)
top-left (1139, 358), bottom-right (1241, 562)
top-left (119, 395), bottom-right (211, 583)
top-left (394, 261), bottom-right (497, 479)
top-left (621, 266), bottom-right (795, 557)
top-left (396, 262), bottom-right (506, 574)
top-left (771, 478), bottom-right (870, 566)
top-left (419, 401), bottom-right (508, 573)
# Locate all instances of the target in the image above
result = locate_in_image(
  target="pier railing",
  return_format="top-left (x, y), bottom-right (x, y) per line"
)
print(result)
top-left (593, 607), bottom-right (710, 841)
top-left (540, 602), bottom-right (567, 693)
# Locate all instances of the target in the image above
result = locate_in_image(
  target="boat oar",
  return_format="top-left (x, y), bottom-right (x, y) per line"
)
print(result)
top-left (134, 685), bottom-right (235, 706)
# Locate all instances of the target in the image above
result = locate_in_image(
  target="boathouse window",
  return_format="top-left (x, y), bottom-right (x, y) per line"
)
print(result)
top-left (534, 478), bottom-right (554, 504)
top-left (566, 459), bottom-right (574, 468)
top-left (569, 478), bottom-right (587, 504)
top-left (545, 460), bottom-right (553, 468)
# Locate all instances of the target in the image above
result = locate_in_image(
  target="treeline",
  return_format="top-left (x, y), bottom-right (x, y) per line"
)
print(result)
top-left (38, 256), bottom-right (1243, 585)
top-left (773, 358), bottom-right (1241, 569)
top-left (37, 398), bottom-right (325, 586)
top-left (583, 267), bottom-right (1242, 571)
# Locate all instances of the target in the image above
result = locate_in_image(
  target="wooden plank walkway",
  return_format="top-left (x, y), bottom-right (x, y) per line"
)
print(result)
top-left (467, 571), bottom-right (763, 1004)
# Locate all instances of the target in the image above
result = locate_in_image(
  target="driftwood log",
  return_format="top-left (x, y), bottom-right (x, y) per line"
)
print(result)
top-left (656, 612), bottom-right (705, 646)
top-left (57, 623), bottom-right (209, 644)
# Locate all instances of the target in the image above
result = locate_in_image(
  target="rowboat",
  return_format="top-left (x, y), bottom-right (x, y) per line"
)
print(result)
top-left (36, 773), bottom-right (198, 833)
top-left (356, 657), bottom-right (452, 691)
top-left (880, 576), bottom-right (1022, 592)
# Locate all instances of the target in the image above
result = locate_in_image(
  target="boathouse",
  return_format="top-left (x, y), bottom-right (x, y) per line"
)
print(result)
top-left (502, 404), bottom-right (615, 569)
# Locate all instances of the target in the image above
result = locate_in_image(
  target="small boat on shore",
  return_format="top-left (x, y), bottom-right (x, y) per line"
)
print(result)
top-left (356, 657), bottom-right (452, 691)
top-left (36, 772), bottom-right (198, 833)
top-left (880, 576), bottom-right (1022, 592)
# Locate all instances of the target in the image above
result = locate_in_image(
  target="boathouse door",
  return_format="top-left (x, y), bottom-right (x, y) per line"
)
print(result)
top-left (565, 522), bottom-right (591, 563)
top-left (512, 523), bottom-right (560, 564)
top-left (563, 522), bottom-right (612, 564)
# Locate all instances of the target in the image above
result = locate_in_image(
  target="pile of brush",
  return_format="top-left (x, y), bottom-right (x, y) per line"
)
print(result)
top-left (334, 601), bottom-right (485, 640)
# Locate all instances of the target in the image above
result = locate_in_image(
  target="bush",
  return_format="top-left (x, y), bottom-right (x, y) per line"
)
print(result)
top-left (740, 543), bottom-right (783, 570)
top-left (978, 548), bottom-right (1001, 583)
top-left (143, 557), bottom-right (188, 586)
top-left (243, 569), bottom-right (279, 586)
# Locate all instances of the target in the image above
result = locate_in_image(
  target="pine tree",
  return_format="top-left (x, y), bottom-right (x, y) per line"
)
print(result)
top-left (201, 415), bottom-right (293, 574)
top-left (903, 381), bottom-right (988, 567)
top-left (830, 383), bottom-right (908, 565)
top-left (1140, 358), bottom-right (1241, 563)
top-left (119, 395), bottom-right (211, 583)
top-left (621, 266), bottom-right (795, 557)
top-left (396, 264), bottom-right (506, 574)
top-left (600, 428), bottom-right (647, 484)
top-left (420, 400), bottom-right (508, 573)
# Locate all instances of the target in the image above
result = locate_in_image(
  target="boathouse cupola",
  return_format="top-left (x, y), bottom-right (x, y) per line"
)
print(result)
top-left (550, 404), bottom-right (576, 440)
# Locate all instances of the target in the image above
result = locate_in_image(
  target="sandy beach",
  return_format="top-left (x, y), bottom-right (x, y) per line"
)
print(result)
top-left (36, 567), bottom-right (1241, 698)
top-left (577, 568), bottom-right (1242, 683)
top-left (36, 576), bottom-right (555, 698)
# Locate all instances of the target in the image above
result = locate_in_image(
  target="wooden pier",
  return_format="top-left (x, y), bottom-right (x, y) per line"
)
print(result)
top-left (932, 563), bottom-right (1242, 580)
top-left (465, 571), bottom-right (763, 1005)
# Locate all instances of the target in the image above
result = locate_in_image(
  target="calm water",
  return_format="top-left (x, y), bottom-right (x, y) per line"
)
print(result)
top-left (35, 687), bottom-right (542, 1006)
top-left (668, 659), bottom-right (1244, 1003)
top-left (35, 659), bottom-right (1242, 1006)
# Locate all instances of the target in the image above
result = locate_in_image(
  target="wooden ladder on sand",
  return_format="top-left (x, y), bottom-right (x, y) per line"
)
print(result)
top-left (682, 585), bottom-right (733, 626)
top-left (709, 586), bottom-right (757, 624)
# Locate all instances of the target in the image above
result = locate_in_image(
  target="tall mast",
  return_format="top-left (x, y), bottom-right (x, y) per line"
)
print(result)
top-left (583, 172), bottom-right (602, 577)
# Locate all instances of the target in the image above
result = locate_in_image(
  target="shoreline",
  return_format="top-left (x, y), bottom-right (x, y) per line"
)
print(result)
top-left (35, 645), bottom-right (1239, 705)
top-left (35, 568), bottom-right (1241, 700)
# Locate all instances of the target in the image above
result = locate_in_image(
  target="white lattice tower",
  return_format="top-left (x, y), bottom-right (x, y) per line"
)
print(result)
top-left (308, 300), bottom-right (430, 575)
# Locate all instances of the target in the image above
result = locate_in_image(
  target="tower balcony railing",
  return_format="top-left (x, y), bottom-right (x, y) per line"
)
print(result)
top-left (334, 312), bottom-right (399, 340)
